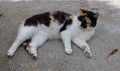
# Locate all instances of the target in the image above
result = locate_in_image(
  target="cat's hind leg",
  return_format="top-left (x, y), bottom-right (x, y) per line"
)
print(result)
top-left (7, 26), bottom-right (35, 57)
top-left (72, 38), bottom-right (92, 58)
top-left (60, 31), bottom-right (72, 54)
top-left (20, 39), bottom-right (31, 51)
top-left (26, 32), bottom-right (48, 59)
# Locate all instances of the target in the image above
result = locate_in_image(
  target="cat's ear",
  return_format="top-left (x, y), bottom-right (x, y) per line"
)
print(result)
top-left (80, 9), bottom-right (86, 13)
top-left (80, 9), bottom-right (87, 16)
top-left (94, 13), bottom-right (99, 19)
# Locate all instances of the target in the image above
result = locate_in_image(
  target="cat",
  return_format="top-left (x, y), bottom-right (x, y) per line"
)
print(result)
top-left (7, 9), bottom-right (99, 59)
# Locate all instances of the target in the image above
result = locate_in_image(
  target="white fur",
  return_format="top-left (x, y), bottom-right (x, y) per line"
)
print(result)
top-left (7, 25), bottom-right (36, 57)
top-left (60, 16), bottom-right (94, 57)
top-left (7, 16), bottom-right (95, 58)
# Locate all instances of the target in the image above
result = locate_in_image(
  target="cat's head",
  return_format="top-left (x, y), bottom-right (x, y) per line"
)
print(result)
top-left (78, 9), bottom-right (99, 29)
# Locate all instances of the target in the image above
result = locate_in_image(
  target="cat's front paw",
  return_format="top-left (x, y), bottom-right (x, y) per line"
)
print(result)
top-left (85, 50), bottom-right (92, 58)
top-left (65, 48), bottom-right (73, 55)
top-left (7, 49), bottom-right (14, 57)
top-left (82, 45), bottom-right (92, 58)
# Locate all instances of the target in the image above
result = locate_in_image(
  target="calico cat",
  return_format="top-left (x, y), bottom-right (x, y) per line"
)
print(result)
top-left (7, 9), bottom-right (99, 59)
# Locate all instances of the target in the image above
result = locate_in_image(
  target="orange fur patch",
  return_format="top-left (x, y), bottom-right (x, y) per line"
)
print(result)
top-left (69, 16), bottom-right (75, 20)
top-left (28, 46), bottom-right (32, 48)
top-left (51, 15), bottom-right (61, 25)
top-left (79, 12), bottom-right (87, 16)
top-left (82, 45), bottom-right (87, 50)
top-left (85, 17), bottom-right (91, 25)
top-left (22, 42), bottom-right (27, 46)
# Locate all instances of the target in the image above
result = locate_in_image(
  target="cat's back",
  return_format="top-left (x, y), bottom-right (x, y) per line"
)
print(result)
top-left (20, 11), bottom-right (71, 39)
top-left (24, 11), bottom-right (71, 27)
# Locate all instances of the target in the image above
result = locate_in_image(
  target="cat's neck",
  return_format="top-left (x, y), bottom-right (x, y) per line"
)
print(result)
top-left (75, 15), bottom-right (95, 31)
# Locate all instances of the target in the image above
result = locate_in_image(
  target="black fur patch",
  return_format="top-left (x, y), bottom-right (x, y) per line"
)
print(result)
top-left (78, 15), bottom-right (86, 21)
top-left (60, 18), bottom-right (72, 32)
top-left (81, 19), bottom-right (87, 28)
top-left (78, 15), bottom-right (87, 28)
top-left (78, 9), bottom-right (98, 28)
top-left (85, 11), bottom-right (97, 27)
top-left (20, 39), bottom-right (31, 50)
top-left (81, 9), bottom-right (98, 28)
top-left (52, 11), bottom-right (70, 24)
top-left (19, 39), bottom-right (31, 53)
top-left (87, 15), bottom-right (97, 27)
top-left (24, 12), bottom-right (51, 27)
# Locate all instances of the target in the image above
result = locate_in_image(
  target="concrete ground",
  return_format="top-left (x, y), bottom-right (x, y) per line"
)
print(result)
top-left (0, 0), bottom-right (120, 71)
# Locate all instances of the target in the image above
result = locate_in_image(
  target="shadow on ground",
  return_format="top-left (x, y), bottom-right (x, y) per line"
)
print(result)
top-left (0, 0), bottom-right (120, 71)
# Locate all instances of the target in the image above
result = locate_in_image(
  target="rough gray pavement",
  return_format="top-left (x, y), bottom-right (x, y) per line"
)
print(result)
top-left (0, 0), bottom-right (120, 71)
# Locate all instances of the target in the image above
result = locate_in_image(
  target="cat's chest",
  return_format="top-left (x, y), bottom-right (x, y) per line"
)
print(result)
top-left (67, 18), bottom-right (84, 34)
top-left (68, 18), bottom-right (95, 40)
top-left (71, 28), bottom-right (95, 41)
